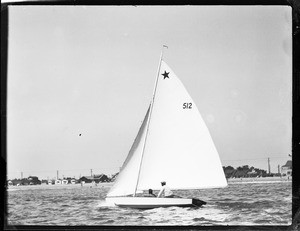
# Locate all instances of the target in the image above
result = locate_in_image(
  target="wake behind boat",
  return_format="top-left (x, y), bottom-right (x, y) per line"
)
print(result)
top-left (105, 47), bottom-right (227, 209)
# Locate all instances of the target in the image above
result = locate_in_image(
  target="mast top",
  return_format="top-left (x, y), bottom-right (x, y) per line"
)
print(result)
top-left (161, 45), bottom-right (168, 60)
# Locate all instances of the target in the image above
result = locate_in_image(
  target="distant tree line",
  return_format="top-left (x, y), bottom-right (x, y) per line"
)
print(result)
top-left (222, 165), bottom-right (280, 178)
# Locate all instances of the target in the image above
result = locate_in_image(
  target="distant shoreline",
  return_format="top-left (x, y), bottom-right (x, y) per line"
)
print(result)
top-left (7, 182), bottom-right (114, 190)
top-left (7, 177), bottom-right (292, 191)
top-left (227, 176), bottom-right (292, 184)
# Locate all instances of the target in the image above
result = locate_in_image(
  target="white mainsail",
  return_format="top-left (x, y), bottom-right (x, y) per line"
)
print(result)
top-left (107, 60), bottom-right (227, 197)
top-left (137, 61), bottom-right (227, 190)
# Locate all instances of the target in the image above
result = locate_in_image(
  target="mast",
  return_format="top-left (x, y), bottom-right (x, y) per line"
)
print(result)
top-left (133, 45), bottom-right (168, 196)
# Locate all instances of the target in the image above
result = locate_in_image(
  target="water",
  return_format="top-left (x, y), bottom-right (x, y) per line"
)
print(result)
top-left (6, 181), bottom-right (291, 226)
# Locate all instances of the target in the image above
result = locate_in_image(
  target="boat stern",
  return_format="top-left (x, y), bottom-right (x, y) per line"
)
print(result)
top-left (192, 198), bottom-right (206, 207)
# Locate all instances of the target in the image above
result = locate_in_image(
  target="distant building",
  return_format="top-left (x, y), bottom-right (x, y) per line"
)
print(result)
top-left (247, 169), bottom-right (257, 177)
top-left (281, 160), bottom-right (292, 177)
top-left (11, 179), bottom-right (23, 186)
top-left (65, 177), bottom-right (77, 184)
top-left (79, 174), bottom-right (109, 183)
top-left (27, 176), bottom-right (41, 185)
top-left (41, 180), bottom-right (48, 185)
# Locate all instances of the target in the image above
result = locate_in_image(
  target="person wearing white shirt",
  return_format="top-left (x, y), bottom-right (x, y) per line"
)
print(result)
top-left (157, 181), bottom-right (174, 198)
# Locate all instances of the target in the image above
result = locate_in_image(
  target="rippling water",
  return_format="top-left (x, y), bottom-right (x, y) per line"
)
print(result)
top-left (7, 181), bottom-right (291, 226)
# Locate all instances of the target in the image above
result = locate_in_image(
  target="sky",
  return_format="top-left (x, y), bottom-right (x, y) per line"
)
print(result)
top-left (7, 6), bottom-right (292, 180)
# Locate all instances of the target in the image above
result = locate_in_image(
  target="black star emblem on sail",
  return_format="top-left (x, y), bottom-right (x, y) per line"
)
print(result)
top-left (161, 71), bottom-right (170, 79)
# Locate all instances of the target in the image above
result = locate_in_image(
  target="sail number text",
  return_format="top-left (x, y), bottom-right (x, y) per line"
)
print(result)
top-left (183, 103), bottom-right (192, 109)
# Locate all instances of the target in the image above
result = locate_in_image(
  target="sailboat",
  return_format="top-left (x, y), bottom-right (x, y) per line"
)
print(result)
top-left (106, 47), bottom-right (227, 209)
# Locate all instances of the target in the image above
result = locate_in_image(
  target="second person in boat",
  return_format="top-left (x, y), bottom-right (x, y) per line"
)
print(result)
top-left (157, 181), bottom-right (175, 198)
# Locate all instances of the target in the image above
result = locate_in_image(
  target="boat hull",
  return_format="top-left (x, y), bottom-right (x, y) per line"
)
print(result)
top-left (106, 197), bottom-right (206, 209)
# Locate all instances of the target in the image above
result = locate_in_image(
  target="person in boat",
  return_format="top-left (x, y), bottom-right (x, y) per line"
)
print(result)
top-left (157, 181), bottom-right (175, 198)
top-left (148, 189), bottom-right (156, 197)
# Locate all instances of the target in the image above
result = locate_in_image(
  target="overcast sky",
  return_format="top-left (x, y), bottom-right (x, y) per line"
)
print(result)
top-left (7, 6), bottom-right (292, 179)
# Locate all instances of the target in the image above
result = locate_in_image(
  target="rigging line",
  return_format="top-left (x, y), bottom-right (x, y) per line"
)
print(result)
top-left (133, 45), bottom-right (167, 196)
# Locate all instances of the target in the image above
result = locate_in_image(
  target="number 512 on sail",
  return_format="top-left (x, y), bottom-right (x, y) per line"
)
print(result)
top-left (183, 103), bottom-right (192, 109)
